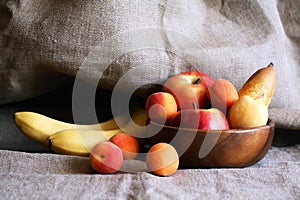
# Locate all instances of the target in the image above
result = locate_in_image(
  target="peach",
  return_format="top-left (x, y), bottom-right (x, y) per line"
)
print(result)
top-left (146, 92), bottom-right (177, 124)
top-left (207, 79), bottom-right (239, 113)
top-left (228, 95), bottom-right (269, 129)
top-left (90, 141), bottom-right (123, 174)
top-left (109, 133), bottom-right (139, 160)
top-left (146, 143), bottom-right (179, 176)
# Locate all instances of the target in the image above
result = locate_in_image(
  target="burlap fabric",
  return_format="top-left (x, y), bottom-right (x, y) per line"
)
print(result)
top-left (0, 1), bottom-right (300, 199)
top-left (0, 0), bottom-right (299, 129)
top-left (0, 145), bottom-right (299, 199)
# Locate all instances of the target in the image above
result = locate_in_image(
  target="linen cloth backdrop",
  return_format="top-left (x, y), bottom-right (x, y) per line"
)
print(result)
top-left (0, 0), bottom-right (299, 148)
top-left (0, 1), bottom-right (300, 199)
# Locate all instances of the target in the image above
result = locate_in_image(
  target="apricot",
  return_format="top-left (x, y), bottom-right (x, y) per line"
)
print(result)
top-left (228, 95), bottom-right (268, 129)
top-left (109, 133), bottom-right (139, 160)
top-left (146, 92), bottom-right (177, 124)
top-left (208, 79), bottom-right (239, 113)
top-left (146, 143), bottom-right (179, 176)
top-left (90, 141), bottom-right (123, 174)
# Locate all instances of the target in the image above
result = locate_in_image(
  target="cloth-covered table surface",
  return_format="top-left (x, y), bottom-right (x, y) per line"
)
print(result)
top-left (1, 0), bottom-right (300, 199)
top-left (0, 145), bottom-right (299, 199)
top-left (0, 89), bottom-right (299, 200)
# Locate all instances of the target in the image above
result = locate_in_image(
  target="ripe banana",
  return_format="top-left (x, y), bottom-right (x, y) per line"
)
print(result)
top-left (14, 95), bottom-right (149, 155)
top-left (14, 112), bottom-right (123, 146)
top-left (48, 128), bottom-right (123, 156)
top-left (48, 105), bottom-right (149, 157)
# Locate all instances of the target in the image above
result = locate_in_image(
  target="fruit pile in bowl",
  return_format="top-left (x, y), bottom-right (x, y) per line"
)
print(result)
top-left (145, 63), bottom-right (276, 168)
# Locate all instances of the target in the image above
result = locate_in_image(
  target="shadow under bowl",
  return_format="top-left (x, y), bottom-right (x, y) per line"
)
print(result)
top-left (146, 119), bottom-right (275, 168)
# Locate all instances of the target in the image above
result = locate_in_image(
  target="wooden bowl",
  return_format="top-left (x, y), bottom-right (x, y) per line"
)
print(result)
top-left (145, 119), bottom-right (275, 168)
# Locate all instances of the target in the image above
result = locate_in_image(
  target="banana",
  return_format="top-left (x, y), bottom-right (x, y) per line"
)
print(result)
top-left (48, 128), bottom-right (122, 156)
top-left (48, 106), bottom-right (149, 157)
top-left (14, 96), bottom-right (148, 152)
top-left (14, 112), bottom-right (123, 146)
top-left (121, 104), bottom-right (149, 137)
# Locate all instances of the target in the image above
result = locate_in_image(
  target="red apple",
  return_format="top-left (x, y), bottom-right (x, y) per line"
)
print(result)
top-left (170, 103), bottom-right (229, 130)
top-left (90, 141), bottom-right (123, 174)
top-left (162, 71), bottom-right (214, 110)
top-left (146, 92), bottom-right (177, 124)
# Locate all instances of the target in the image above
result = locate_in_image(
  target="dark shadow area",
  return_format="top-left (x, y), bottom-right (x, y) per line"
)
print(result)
top-left (0, 5), bottom-right (12, 32)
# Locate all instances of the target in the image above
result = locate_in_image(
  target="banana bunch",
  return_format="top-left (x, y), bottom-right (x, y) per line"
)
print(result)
top-left (14, 97), bottom-right (148, 157)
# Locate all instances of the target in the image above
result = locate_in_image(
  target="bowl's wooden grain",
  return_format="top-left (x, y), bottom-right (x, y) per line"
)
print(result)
top-left (146, 119), bottom-right (275, 168)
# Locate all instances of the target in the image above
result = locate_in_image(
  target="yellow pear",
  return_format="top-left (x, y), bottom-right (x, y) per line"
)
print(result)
top-left (228, 95), bottom-right (268, 129)
top-left (238, 63), bottom-right (276, 107)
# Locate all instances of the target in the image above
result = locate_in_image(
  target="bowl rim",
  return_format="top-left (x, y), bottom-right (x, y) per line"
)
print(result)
top-left (148, 118), bottom-right (275, 134)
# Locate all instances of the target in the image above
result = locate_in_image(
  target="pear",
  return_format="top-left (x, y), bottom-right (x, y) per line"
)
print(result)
top-left (228, 95), bottom-right (269, 129)
top-left (238, 63), bottom-right (276, 107)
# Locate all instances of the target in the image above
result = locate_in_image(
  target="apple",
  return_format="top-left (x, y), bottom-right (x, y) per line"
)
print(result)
top-left (145, 92), bottom-right (177, 124)
top-left (170, 103), bottom-right (229, 130)
top-left (162, 71), bottom-right (214, 110)
top-left (90, 141), bottom-right (123, 174)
